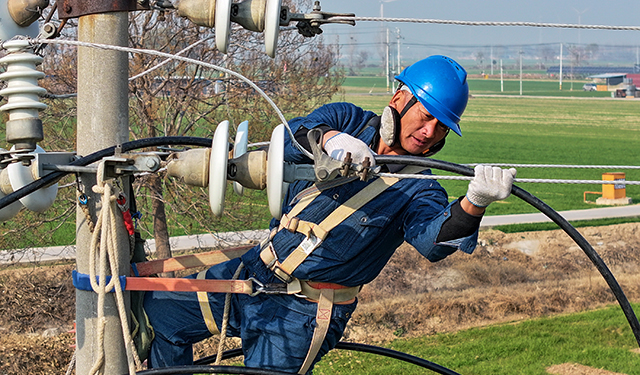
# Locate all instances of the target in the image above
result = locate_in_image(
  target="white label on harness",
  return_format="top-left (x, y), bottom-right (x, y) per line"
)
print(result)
top-left (300, 234), bottom-right (321, 255)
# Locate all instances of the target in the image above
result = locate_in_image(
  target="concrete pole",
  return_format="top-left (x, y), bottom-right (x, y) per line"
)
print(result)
top-left (490, 45), bottom-right (493, 75)
top-left (75, 12), bottom-right (131, 375)
top-left (500, 59), bottom-right (503, 92)
top-left (396, 28), bottom-right (400, 76)
top-left (385, 27), bottom-right (390, 93)
top-left (559, 43), bottom-right (563, 90)
top-left (519, 51), bottom-right (523, 96)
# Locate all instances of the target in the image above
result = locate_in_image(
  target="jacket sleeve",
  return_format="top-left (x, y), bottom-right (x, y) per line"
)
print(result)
top-left (403, 185), bottom-right (480, 262)
top-left (283, 102), bottom-right (376, 163)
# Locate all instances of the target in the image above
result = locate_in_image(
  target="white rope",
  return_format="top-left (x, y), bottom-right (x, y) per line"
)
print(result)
top-left (465, 163), bottom-right (640, 170)
top-left (28, 38), bottom-right (314, 160)
top-left (88, 162), bottom-right (141, 375)
top-left (64, 348), bottom-right (76, 375)
top-left (215, 261), bottom-right (245, 366)
top-left (377, 172), bottom-right (640, 185)
top-left (331, 16), bottom-right (640, 31)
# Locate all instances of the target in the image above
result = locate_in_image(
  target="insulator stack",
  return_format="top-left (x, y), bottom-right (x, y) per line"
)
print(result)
top-left (0, 40), bottom-right (48, 151)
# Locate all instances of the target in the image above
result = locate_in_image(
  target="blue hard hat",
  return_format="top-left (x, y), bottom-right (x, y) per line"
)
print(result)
top-left (395, 55), bottom-right (469, 136)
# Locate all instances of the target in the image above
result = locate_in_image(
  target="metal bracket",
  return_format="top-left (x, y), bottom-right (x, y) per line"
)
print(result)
top-left (101, 153), bottom-right (162, 180)
top-left (58, 0), bottom-right (150, 19)
top-left (305, 128), bottom-right (379, 182)
top-left (249, 277), bottom-right (289, 296)
top-left (283, 1), bottom-right (355, 37)
top-left (283, 162), bottom-right (316, 182)
top-left (34, 152), bottom-right (77, 178)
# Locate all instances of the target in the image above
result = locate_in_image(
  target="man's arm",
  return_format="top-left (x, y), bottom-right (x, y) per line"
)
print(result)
top-left (406, 165), bottom-right (517, 262)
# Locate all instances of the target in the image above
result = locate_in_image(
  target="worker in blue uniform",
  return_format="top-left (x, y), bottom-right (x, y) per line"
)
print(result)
top-left (144, 55), bottom-right (517, 373)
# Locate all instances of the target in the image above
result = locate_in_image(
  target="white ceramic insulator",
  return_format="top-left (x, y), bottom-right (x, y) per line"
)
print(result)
top-left (0, 188), bottom-right (23, 221)
top-left (0, 43), bottom-right (47, 121)
top-left (233, 120), bottom-right (249, 196)
top-left (264, 0), bottom-right (281, 58)
top-left (0, 165), bottom-right (23, 222)
top-left (267, 124), bottom-right (285, 219)
top-left (209, 120), bottom-right (230, 217)
top-left (215, 0), bottom-right (232, 53)
top-left (7, 146), bottom-right (58, 213)
top-left (0, 6), bottom-right (39, 41)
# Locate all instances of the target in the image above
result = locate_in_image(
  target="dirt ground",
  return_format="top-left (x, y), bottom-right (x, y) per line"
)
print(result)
top-left (2, 223), bottom-right (640, 374)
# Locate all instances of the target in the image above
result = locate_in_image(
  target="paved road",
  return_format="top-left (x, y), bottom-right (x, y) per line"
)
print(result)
top-left (2, 204), bottom-right (639, 264)
top-left (480, 203), bottom-right (640, 229)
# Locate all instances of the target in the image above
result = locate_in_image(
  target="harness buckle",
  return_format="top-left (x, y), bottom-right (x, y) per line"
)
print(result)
top-left (249, 277), bottom-right (288, 296)
top-left (272, 264), bottom-right (295, 284)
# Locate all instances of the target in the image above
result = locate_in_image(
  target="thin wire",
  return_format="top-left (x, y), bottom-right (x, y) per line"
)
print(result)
top-left (465, 163), bottom-right (640, 169)
top-left (377, 172), bottom-right (640, 185)
top-left (29, 38), bottom-right (314, 160)
top-left (332, 16), bottom-right (640, 31)
top-left (247, 141), bottom-right (271, 148)
top-left (128, 36), bottom-right (214, 81)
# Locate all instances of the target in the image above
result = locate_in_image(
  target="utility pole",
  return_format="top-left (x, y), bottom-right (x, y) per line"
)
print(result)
top-left (519, 50), bottom-right (523, 96)
top-left (490, 45), bottom-right (494, 75)
top-left (75, 12), bottom-right (131, 375)
top-left (385, 27), bottom-right (390, 92)
top-left (500, 59), bottom-right (503, 92)
top-left (396, 27), bottom-right (401, 89)
top-left (559, 43), bottom-right (563, 90)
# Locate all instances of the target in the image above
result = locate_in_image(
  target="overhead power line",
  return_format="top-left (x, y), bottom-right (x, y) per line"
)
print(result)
top-left (333, 16), bottom-right (640, 31)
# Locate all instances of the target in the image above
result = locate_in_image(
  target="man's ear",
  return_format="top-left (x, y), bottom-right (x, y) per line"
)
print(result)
top-left (388, 89), bottom-right (409, 111)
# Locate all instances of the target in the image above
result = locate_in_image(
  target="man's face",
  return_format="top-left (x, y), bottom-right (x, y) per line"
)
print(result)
top-left (391, 90), bottom-right (449, 155)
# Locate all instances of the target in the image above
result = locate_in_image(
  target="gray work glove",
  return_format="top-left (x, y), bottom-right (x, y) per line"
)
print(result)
top-left (466, 165), bottom-right (517, 207)
top-left (324, 132), bottom-right (376, 165)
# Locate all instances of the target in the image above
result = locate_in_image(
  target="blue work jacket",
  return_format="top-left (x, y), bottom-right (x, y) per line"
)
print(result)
top-left (242, 102), bottom-right (478, 287)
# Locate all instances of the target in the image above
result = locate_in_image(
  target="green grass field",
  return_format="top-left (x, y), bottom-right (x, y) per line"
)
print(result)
top-left (335, 82), bottom-right (640, 217)
top-left (315, 303), bottom-right (640, 375)
top-left (343, 76), bottom-right (614, 97)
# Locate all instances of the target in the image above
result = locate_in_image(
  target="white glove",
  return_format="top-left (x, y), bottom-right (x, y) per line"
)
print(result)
top-left (466, 165), bottom-right (517, 207)
top-left (324, 132), bottom-right (376, 166)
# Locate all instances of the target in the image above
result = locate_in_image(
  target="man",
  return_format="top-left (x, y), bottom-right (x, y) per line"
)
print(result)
top-left (144, 55), bottom-right (516, 373)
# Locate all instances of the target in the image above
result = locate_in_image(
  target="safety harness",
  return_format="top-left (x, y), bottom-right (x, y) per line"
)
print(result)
top-left (257, 164), bottom-right (425, 373)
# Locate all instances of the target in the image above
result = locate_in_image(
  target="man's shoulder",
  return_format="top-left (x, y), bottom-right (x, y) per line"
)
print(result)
top-left (317, 102), bottom-right (364, 113)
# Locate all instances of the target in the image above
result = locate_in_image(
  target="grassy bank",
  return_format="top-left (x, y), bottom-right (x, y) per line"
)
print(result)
top-left (316, 303), bottom-right (640, 375)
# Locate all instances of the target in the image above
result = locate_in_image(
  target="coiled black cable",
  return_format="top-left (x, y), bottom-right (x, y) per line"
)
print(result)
top-left (135, 365), bottom-right (294, 374)
top-left (193, 342), bottom-right (461, 375)
top-left (375, 154), bottom-right (640, 348)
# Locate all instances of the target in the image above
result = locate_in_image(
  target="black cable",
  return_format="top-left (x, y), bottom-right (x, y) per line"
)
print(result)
top-left (0, 136), bottom-right (212, 211)
top-left (335, 342), bottom-right (461, 375)
top-left (194, 343), bottom-right (461, 375)
top-left (135, 365), bottom-right (294, 374)
top-left (375, 154), bottom-right (640, 348)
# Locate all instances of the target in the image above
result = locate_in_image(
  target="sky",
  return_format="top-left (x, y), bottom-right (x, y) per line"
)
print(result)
top-left (311, 0), bottom-right (640, 62)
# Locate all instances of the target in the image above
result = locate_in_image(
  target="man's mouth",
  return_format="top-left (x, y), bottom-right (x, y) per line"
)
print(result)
top-left (412, 136), bottom-right (428, 146)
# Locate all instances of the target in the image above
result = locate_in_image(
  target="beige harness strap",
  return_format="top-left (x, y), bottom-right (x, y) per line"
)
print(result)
top-left (298, 288), bottom-right (334, 374)
top-left (275, 165), bottom-right (426, 280)
top-left (196, 270), bottom-right (220, 335)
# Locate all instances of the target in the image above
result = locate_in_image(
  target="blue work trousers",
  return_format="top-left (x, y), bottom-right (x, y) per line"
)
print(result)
top-left (144, 258), bottom-right (357, 374)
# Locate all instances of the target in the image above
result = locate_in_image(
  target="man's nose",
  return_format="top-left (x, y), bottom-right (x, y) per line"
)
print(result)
top-left (420, 119), bottom-right (440, 138)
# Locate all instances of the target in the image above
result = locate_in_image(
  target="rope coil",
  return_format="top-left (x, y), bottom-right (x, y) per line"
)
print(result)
top-left (88, 162), bottom-right (141, 375)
